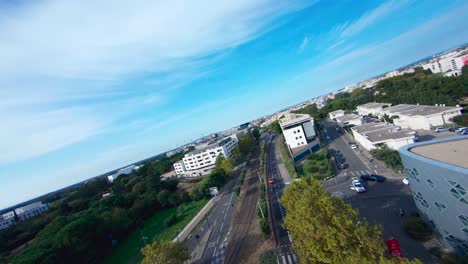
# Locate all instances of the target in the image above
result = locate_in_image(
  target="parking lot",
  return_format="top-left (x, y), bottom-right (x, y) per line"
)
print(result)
top-left (322, 120), bottom-right (436, 263)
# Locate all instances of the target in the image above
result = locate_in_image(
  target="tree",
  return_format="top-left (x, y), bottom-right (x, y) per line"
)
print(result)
top-left (141, 240), bottom-right (189, 264)
top-left (221, 158), bottom-right (235, 175)
top-left (281, 178), bottom-right (421, 264)
top-left (268, 120), bottom-right (282, 134)
top-left (238, 135), bottom-right (254, 155)
top-left (231, 147), bottom-right (241, 162)
top-left (252, 128), bottom-right (260, 141)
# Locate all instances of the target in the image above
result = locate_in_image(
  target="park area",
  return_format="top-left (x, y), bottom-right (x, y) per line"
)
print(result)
top-left (103, 199), bottom-right (208, 264)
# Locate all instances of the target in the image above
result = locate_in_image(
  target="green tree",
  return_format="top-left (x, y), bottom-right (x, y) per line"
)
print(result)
top-left (221, 158), bottom-right (235, 175)
top-left (281, 178), bottom-right (421, 264)
top-left (141, 240), bottom-right (189, 264)
top-left (252, 128), bottom-right (261, 141)
top-left (238, 135), bottom-right (254, 155)
top-left (268, 120), bottom-right (282, 134)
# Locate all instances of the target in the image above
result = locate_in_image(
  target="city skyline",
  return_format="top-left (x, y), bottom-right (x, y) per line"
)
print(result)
top-left (2, 0), bottom-right (468, 209)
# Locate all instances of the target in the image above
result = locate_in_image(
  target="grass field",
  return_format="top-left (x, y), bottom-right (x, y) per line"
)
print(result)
top-left (102, 199), bottom-right (208, 264)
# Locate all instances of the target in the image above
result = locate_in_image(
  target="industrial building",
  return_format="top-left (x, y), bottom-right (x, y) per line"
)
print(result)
top-left (328, 109), bottom-right (345, 120)
top-left (0, 211), bottom-right (15, 230)
top-left (335, 114), bottom-right (365, 127)
top-left (173, 137), bottom-right (238, 178)
top-left (356, 102), bottom-right (392, 117)
top-left (383, 104), bottom-right (462, 131)
top-left (351, 122), bottom-right (415, 151)
top-left (399, 136), bottom-right (468, 255)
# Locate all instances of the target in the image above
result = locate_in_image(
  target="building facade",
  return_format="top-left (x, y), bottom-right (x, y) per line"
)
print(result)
top-left (0, 211), bottom-right (15, 230)
top-left (351, 122), bottom-right (415, 151)
top-left (422, 55), bottom-right (467, 76)
top-left (399, 136), bottom-right (468, 255)
top-left (279, 114), bottom-right (316, 150)
top-left (173, 137), bottom-right (238, 178)
top-left (14, 202), bottom-right (49, 221)
top-left (383, 104), bottom-right (462, 131)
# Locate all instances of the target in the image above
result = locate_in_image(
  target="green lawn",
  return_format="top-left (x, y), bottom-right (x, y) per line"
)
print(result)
top-left (102, 199), bottom-right (208, 264)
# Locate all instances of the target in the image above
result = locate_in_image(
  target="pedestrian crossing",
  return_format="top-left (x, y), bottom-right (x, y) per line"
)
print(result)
top-left (279, 252), bottom-right (297, 264)
top-left (346, 170), bottom-right (373, 177)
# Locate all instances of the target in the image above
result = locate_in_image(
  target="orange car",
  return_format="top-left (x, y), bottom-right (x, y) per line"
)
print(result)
top-left (268, 178), bottom-right (274, 184)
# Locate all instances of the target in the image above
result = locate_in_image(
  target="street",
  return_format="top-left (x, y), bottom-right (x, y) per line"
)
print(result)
top-left (321, 120), bottom-right (436, 263)
top-left (266, 135), bottom-right (297, 264)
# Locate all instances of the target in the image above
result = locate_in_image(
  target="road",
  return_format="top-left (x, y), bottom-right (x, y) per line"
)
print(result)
top-left (186, 170), bottom-right (239, 264)
top-left (265, 135), bottom-right (297, 264)
top-left (321, 119), bottom-right (435, 263)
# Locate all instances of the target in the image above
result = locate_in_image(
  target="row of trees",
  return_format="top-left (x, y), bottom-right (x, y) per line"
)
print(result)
top-left (8, 152), bottom-right (194, 263)
top-left (282, 178), bottom-right (422, 264)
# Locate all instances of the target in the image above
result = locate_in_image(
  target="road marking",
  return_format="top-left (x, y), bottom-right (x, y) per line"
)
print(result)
top-left (366, 170), bottom-right (371, 174)
top-left (374, 169), bottom-right (378, 174)
top-left (360, 170), bottom-right (366, 175)
top-left (281, 255), bottom-right (286, 264)
top-left (287, 254), bottom-right (292, 264)
top-left (220, 222), bottom-right (224, 232)
top-left (212, 247), bottom-right (217, 257)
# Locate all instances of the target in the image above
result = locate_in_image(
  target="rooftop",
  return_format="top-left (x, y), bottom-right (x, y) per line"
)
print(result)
top-left (15, 201), bottom-right (44, 213)
top-left (186, 137), bottom-right (234, 156)
top-left (410, 137), bottom-right (468, 169)
top-left (329, 109), bottom-right (344, 114)
top-left (357, 102), bottom-right (391, 109)
top-left (384, 104), bottom-right (461, 117)
top-left (351, 122), bottom-right (415, 142)
top-left (335, 114), bottom-right (361, 123)
top-left (279, 113), bottom-right (312, 128)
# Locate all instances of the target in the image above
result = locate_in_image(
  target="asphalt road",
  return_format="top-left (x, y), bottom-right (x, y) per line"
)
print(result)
top-left (266, 136), bottom-right (297, 264)
top-left (321, 120), bottom-right (435, 263)
top-left (186, 172), bottom-right (238, 264)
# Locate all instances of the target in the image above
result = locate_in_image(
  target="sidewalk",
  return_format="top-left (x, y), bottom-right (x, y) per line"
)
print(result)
top-left (274, 137), bottom-right (292, 184)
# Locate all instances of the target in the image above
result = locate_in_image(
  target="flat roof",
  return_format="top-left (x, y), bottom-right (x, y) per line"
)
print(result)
top-left (351, 122), bottom-right (415, 142)
top-left (186, 137), bottom-right (234, 156)
top-left (336, 114), bottom-right (361, 122)
top-left (410, 137), bottom-right (468, 169)
top-left (384, 104), bottom-right (461, 117)
top-left (351, 122), bottom-right (391, 134)
top-left (329, 109), bottom-right (344, 114)
top-left (279, 113), bottom-right (312, 128)
top-left (357, 102), bottom-right (391, 109)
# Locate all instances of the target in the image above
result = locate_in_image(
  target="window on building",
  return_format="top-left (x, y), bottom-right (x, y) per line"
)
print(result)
top-left (463, 228), bottom-right (468, 238)
top-left (293, 131), bottom-right (296, 134)
top-left (297, 143), bottom-right (300, 146)
top-left (459, 215), bottom-right (468, 226)
top-left (295, 137), bottom-right (298, 140)
top-left (449, 183), bottom-right (468, 204)
top-left (427, 179), bottom-right (435, 188)
top-left (434, 202), bottom-right (446, 212)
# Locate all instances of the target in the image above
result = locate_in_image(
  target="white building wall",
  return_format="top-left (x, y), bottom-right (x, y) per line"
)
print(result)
top-left (385, 138), bottom-right (415, 151)
top-left (352, 132), bottom-right (376, 151)
top-left (283, 125), bottom-right (307, 149)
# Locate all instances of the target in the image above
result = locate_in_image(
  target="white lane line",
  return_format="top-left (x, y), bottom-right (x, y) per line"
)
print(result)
top-left (224, 192), bottom-right (235, 220)
top-left (220, 222), bottom-right (224, 232)
top-left (366, 170), bottom-right (371, 174)
top-left (293, 254), bottom-right (298, 263)
top-left (287, 254), bottom-right (292, 264)
top-left (213, 247), bottom-right (217, 257)
top-left (281, 255), bottom-right (287, 264)
top-left (360, 170), bottom-right (366, 175)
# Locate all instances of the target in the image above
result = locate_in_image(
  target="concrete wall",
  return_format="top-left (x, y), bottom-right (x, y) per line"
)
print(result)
top-left (386, 138), bottom-right (415, 151)
top-left (352, 131), bottom-right (376, 151)
top-left (400, 141), bottom-right (468, 254)
top-left (283, 125), bottom-right (307, 149)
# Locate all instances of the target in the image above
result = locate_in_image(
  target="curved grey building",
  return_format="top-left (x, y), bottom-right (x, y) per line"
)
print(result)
top-left (399, 136), bottom-right (468, 255)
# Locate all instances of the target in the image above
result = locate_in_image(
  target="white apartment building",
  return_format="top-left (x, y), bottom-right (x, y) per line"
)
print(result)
top-left (335, 114), bottom-right (365, 127)
top-left (383, 104), bottom-right (462, 131)
top-left (14, 202), bottom-right (49, 221)
top-left (328, 109), bottom-right (345, 120)
top-left (0, 211), bottom-right (15, 230)
top-left (279, 114), bottom-right (316, 150)
top-left (356, 102), bottom-right (392, 117)
top-left (422, 55), bottom-right (467, 76)
top-left (173, 137), bottom-right (238, 178)
top-left (351, 122), bottom-right (415, 151)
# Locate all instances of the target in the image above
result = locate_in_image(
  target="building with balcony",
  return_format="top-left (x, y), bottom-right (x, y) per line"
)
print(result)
top-left (279, 113), bottom-right (319, 162)
top-left (399, 136), bottom-right (468, 255)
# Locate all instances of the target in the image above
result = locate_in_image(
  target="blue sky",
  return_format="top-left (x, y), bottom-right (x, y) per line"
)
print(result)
top-left (1, 0), bottom-right (468, 209)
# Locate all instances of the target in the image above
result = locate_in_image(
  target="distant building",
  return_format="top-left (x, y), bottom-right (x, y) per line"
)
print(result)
top-left (399, 136), bottom-right (468, 255)
top-left (0, 211), bottom-right (15, 230)
top-left (166, 148), bottom-right (183, 157)
top-left (173, 137), bottom-right (238, 178)
top-left (14, 201), bottom-right (49, 221)
top-left (422, 55), bottom-right (468, 76)
top-left (335, 114), bottom-right (365, 127)
top-left (383, 104), bottom-right (462, 131)
top-left (351, 122), bottom-right (415, 151)
top-left (356, 102), bottom-right (392, 117)
top-left (328, 109), bottom-right (345, 120)
top-left (107, 165), bottom-right (140, 183)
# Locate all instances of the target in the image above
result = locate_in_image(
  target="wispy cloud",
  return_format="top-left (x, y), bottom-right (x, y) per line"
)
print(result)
top-left (0, 0), bottom-right (313, 164)
top-left (298, 36), bottom-right (310, 53)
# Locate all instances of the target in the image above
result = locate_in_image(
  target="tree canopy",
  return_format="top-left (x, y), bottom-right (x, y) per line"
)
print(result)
top-left (281, 178), bottom-right (421, 264)
top-left (141, 240), bottom-right (189, 264)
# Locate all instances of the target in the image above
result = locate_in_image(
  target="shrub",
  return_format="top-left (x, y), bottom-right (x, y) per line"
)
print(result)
top-left (259, 249), bottom-right (277, 264)
top-left (234, 185), bottom-right (241, 196)
top-left (164, 214), bottom-right (177, 227)
top-left (403, 214), bottom-right (432, 241)
top-left (259, 218), bottom-right (270, 238)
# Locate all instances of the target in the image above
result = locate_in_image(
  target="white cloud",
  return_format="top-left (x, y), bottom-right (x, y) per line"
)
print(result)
top-left (298, 36), bottom-right (310, 53)
top-left (339, 0), bottom-right (410, 38)
top-left (0, 0), bottom-right (313, 164)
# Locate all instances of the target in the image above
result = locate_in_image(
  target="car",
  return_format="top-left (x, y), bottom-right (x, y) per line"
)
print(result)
top-left (350, 144), bottom-right (358, 149)
top-left (460, 130), bottom-right (468, 135)
top-left (339, 163), bottom-right (348, 170)
top-left (434, 127), bottom-right (450, 133)
top-left (360, 174), bottom-right (386, 182)
top-left (268, 178), bottom-right (274, 184)
top-left (456, 127), bottom-right (468, 133)
top-left (335, 156), bottom-right (345, 163)
top-left (350, 179), bottom-right (366, 193)
top-left (402, 178), bottom-right (409, 185)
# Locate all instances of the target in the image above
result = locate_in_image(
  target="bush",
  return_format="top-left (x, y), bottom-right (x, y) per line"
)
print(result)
top-left (234, 185), bottom-right (241, 196)
top-left (259, 249), bottom-right (277, 264)
top-left (429, 247), bottom-right (468, 264)
top-left (164, 214), bottom-right (177, 227)
top-left (403, 214), bottom-right (432, 241)
top-left (369, 146), bottom-right (404, 172)
top-left (259, 218), bottom-right (270, 238)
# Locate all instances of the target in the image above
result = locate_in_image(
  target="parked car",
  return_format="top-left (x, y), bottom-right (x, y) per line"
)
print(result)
top-left (460, 130), bottom-right (468, 135)
top-left (402, 178), bottom-right (409, 185)
top-left (335, 156), bottom-right (345, 163)
top-left (434, 127), bottom-right (450, 133)
top-left (350, 179), bottom-right (366, 193)
top-left (268, 178), bottom-right (274, 184)
top-left (339, 163), bottom-right (348, 170)
top-left (456, 127), bottom-right (468, 133)
top-left (360, 174), bottom-right (386, 182)
top-left (350, 144), bottom-right (358, 149)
